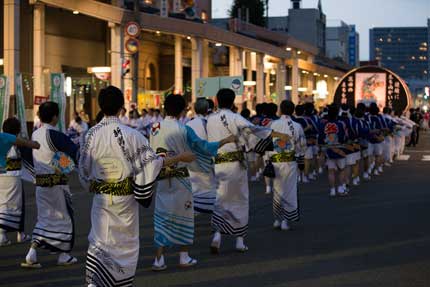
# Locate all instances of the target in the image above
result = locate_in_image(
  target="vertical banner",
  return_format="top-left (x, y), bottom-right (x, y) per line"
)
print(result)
top-left (50, 73), bottom-right (66, 133)
top-left (160, 0), bottom-right (168, 17)
top-left (0, 75), bottom-right (10, 131)
top-left (15, 73), bottom-right (29, 138)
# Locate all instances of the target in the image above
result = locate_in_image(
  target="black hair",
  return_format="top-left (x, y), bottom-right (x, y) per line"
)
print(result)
top-left (240, 108), bottom-right (251, 119)
top-left (304, 102), bottom-right (315, 116)
top-left (2, 117), bottom-right (21, 135)
top-left (267, 103), bottom-right (278, 118)
top-left (98, 86), bottom-right (124, 116)
top-left (369, 102), bottom-right (380, 115)
top-left (255, 104), bottom-right (264, 116)
top-left (356, 103), bottom-right (366, 111)
top-left (280, 100), bottom-right (295, 116)
top-left (354, 107), bottom-right (364, 118)
top-left (260, 103), bottom-right (269, 115)
top-left (164, 94), bottom-right (186, 117)
top-left (295, 104), bottom-right (305, 116)
top-left (194, 98), bottom-right (209, 115)
top-left (39, 101), bottom-right (60, 123)
top-left (207, 99), bottom-right (215, 112)
top-left (327, 104), bottom-right (339, 121)
top-left (383, 107), bottom-right (391, 114)
top-left (95, 111), bottom-right (104, 124)
top-left (216, 88), bottom-right (236, 109)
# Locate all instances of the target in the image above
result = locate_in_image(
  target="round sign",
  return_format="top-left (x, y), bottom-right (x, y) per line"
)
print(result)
top-left (125, 38), bottom-right (139, 54)
top-left (333, 66), bottom-right (412, 113)
top-left (231, 79), bottom-right (242, 90)
top-left (125, 21), bottom-right (141, 38)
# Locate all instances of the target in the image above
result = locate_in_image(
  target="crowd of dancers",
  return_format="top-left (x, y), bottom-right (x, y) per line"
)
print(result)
top-left (0, 85), bottom-right (418, 287)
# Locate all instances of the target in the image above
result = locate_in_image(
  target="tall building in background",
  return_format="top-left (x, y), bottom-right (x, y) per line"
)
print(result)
top-left (369, 26), bottom-right (428, 80)
top-left (369, 24), bottom-right (429, 100)
top-left (326, 21), bottom-right (359, 67)
top-left (287, 0), bottom-right (326, 55)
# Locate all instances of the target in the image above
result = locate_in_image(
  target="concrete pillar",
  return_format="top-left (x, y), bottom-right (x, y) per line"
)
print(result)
top-left (246, 51), bottom-right (252, 81)
top-left (291, 51), bottom-right (300, 104)
top-left (174, 35), bottom-right (183, 93)
top-left (229, 46), bottom-right (243, 77)
top-left (33, 2), bottom-right (45, 109)
top-left (202, 39), bottom-right (210, 78)
top-left (4, 0), bottom-right (20, 96)
top-left (191, 37), bottom-right (203, 103)
top-left (276, 60), bottom-right (286, 105)
top-left (109, 22), bottom-right (122, 88)
top-left (256, 52), bottom-right (265, 103)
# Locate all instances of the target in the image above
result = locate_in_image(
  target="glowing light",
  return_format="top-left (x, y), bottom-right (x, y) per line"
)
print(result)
top-left (298, 87), bottom-right (308, 92)
top-left (215, 43), bottom-right (222, 47)
top-left (284, 86), bottom-right (292, 91)
top-left (244, 81), bottom-right (256, 86)
top-left (286, 47), bottom-right (292, 51)
top-left (87, 66), bottom-right (111, 73)
top-left (297, 51), bottom-right (302, 55)
top-left (186, 36), bottom-right (191, 40)
top-left (65, 77), bottom-right (72, 97)
top-left (73, 10), bottom-right (79, 15)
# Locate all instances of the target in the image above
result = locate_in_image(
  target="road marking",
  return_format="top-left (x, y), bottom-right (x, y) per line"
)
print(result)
top-left (422, 155), bottom-right (430, 161)
top-left (397, 155), bottom-right (410, 161)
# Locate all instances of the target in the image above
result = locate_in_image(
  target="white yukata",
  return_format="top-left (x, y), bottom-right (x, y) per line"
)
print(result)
top-left (80, 117), bottom-right (164, 287)
top-left (207, 109), bottom-right (272, 238)
top-left (150, 117), bottom-right (219, 247)
top-left (186, 115), bottom-right (217, 214)
top-left (31, 124), bottom-right (79, 252)
top-left (0, 146), bottom-right (26, 234)
top-left (268, 116), bottom-right (306, 223)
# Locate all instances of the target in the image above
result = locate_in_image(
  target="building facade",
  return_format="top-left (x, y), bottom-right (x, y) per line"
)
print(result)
top-left (326, 21), bottom-right (359, 66)
top-left (369, 24), bottom-right (429, 102)
top-left (1, 0), bottom-right (346, 125)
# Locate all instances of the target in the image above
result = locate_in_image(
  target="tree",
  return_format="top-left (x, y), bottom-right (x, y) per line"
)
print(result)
top-left (229, 0), bottom-right (267, 27)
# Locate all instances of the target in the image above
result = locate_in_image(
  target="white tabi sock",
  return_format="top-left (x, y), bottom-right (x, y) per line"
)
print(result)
top-left (179, 252), bottom-right (192, 265)
top-left (329, 188), bottom-right (336, 197)
top-left (153, 255), bottom-right (165, 267)
top-left (26, 247), bottom-right (37, 264)
top-left (338, 185), bottom-right (345, 194)
top-left (265, 186), bottom-right (272, 194)
top-left (236, 237), bottom-right (246, 249)
top-left (0, 229), bottom-right (7, 242)
top-left (212, 231), bottom-right (221, 247)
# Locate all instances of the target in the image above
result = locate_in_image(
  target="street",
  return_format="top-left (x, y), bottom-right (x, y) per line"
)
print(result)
top-left (1, 133), bottom-right (430, 287)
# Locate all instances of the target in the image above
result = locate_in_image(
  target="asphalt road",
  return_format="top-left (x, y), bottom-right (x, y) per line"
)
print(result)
top-left (1, 133), bottom-right (430, 287)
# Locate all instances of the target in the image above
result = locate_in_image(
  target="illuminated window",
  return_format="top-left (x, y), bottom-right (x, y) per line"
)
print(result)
top-left (387, 38), bottom-right (392, 43)
top-left (387, 56), bottom-right (392, 60)
top-left (411, 56), bottom-right (416, 60)
top-left (424, 70), bottom-right (428, 74)
top-left (144, 0), bottom-right (153, 4)
top-left (379, 38), bottom-right (383, 42)
top-left (397, 38), bottom-right (401, 42)
top-left (400, 65), bottom-right (405, 70)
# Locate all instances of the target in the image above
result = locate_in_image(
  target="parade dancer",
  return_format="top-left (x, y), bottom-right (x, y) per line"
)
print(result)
top-left (80, 87), bottom-right (195, 286)
top-left (0, 118), bottom-right (38, 246)
top-left (319, 104), bottom-right (349, 197)
top-left (354, 105), bottom-right (371, 181)
top-left (382, 107), bottom-right (395, 165)
top-left (368, 103), bottom-right (385, 176)
top-left (268, 100), bottom-right (306, 231)
top-left (186, 98), bottom-right (218, 214)
top-left (207, 88), bottom-right (290, 253)
top-left (339, 104), bottom-right (359, 188)
top-left (293, 105), bottom-right (314, 183)
top-left (21, 102), bottom-right (79, 268)
top-left (150, 94), bottom-right (234, 271)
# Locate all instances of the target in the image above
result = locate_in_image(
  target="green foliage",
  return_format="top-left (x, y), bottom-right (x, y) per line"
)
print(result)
top-left (229, 0), bottom-right (267, 27)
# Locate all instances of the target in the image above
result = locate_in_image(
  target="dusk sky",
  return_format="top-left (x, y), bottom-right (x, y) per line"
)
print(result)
top-left (212, 0), bottom-right (430, 60)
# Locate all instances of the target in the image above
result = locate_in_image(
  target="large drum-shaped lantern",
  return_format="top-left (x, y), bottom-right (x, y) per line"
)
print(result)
top-left (333, 66), bottom-right (412, 113)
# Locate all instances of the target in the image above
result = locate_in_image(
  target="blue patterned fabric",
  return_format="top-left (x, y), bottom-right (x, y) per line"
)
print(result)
top-left (154, 209), bottom-right (194, 247)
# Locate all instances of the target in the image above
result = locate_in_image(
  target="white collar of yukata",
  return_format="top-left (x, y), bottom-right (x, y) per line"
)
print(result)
top-left (100, 116), bottom-right (122, 125)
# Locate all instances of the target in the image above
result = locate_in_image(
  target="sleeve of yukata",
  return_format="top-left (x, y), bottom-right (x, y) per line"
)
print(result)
top-left (18, 146), bottom-right (35, 182)
top-left (47, 129), bottom-right (79, 163)
top-left (296, 125), bottom-right (306, 157)
top-left (185, 125), bottom-right (218, 173)
top-left (234, 114), bottom-right (273, 154)
top-left (318, 122), bottom-right (326, 145)
top-left (131, 135), bottom-right (164, 208)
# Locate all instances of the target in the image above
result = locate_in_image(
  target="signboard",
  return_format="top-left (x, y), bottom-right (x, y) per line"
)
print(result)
top-left (195, 76), bottom-right (244, 98)
top-left (125, 21), bottom-right (141, 38)
top-left (333, 66), bottom-right (411, 113)
top-left (348, 25), bottom-right (357, 66)
top-left (125, 38), bottom-right (139, 54)
top-left (50, 73), bottom-right (66, 133)
top-left (15, 73), bottom-right (28, 138)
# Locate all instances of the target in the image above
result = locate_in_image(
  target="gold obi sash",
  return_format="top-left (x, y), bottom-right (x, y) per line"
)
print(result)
top-left (36, 174), bottom-right (68, 187)
top-left (6, 158), bottom-right (22, 171)
top-left (157, 167), bottom-right (189, 180)
top-left (214, 151), bottom-right (245, 164)
top-left (270, 151), bottom-right (296, 163)
top-left (90, 177), bottom-right (134, 196)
